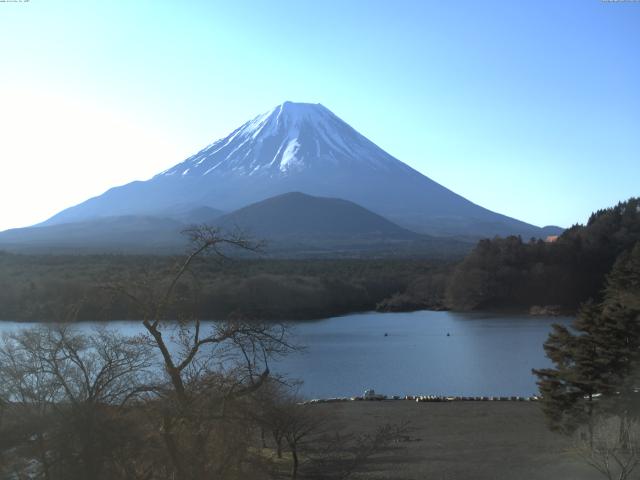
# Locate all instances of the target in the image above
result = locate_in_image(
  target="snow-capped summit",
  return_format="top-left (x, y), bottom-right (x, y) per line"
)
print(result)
top-left (40, 101), bottom-right (558, 239)
top-left (159, 101), bottom-right (410, 177)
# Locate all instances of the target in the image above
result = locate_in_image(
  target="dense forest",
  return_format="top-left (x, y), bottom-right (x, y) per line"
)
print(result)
top-left (0, 253), bottom-right (452, 322)
top-left (446, 198), bottom-right (640, 313)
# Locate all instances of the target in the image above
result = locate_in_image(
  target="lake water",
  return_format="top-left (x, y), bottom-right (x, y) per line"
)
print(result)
top-left (0, 310), bottom-right (571, 399)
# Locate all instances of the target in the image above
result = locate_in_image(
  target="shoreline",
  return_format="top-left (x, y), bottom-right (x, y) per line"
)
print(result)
top-left (0, 306), bottom-right (575, 324)
top-left (304, 394), bottom-right (540, 404)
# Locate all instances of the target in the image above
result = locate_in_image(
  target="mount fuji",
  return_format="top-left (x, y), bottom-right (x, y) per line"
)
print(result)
top-left (38, 101), bottom-right (558, 240)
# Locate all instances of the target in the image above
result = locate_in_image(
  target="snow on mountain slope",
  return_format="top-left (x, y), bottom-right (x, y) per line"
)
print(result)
top-left (158, 101), bottom-right (412, 177)
top-left (40, 101), bottom-right (554, 239)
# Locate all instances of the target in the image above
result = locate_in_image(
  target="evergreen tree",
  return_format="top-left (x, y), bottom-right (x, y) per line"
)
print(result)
top-left (533, 241), bottom-right (640, 433)
top-left (533, 302), bottom-right (607, 433)
top-left (600, 243), bottom-right (640, 419)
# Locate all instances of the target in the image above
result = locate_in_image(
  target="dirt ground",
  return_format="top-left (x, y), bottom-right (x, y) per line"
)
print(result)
top-left (312, 401), bottom-right (601, 480)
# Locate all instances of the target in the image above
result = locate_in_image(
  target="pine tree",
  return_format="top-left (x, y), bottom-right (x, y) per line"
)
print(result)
top-left (533, 242), bottom-right (640, 433)
top-left (533, 303), bottom-right (608, 433)
top-left (600, 243), bottom-right (640, 418)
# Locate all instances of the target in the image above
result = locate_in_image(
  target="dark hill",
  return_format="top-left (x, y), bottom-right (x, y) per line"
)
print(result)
top-left (216, 192), bottom-right (418, 239)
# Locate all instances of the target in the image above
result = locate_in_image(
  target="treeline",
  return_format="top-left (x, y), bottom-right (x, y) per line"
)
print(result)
top-left (0, 253), bottom-right (452, 322)
top-left (446, 198), bottom-right (640, 312)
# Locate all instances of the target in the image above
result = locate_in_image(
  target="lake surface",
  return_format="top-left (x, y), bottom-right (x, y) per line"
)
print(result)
top-left (0, 310), bottom-right (571, 399)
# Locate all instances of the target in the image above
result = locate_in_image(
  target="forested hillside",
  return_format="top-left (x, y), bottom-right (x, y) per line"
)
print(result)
top-left (446, 198), bottom-right (640, 312)
top-left (0, 254), bottom-right (450, 322)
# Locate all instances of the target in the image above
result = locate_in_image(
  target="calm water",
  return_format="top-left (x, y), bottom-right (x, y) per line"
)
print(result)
top-left (0, 311), bottom-right (570, 399)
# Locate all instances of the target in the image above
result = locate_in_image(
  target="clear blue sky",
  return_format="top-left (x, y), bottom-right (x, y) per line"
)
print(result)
top-left (0, 0), bottom-right (638, 230)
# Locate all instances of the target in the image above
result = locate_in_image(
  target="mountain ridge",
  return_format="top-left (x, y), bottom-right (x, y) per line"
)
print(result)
top-left (39, 101), bottom-right (561, 239)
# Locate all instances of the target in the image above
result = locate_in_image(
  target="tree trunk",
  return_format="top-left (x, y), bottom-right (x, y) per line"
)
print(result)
top-left (161, 415), bottom-right (188, 480)
top-left (81, 411), bottom-right (102, 480)
top-left (36, 432), bottom-right (51, 480)
top-left (261, 427), bottom-right (267, 448)
top-left (587, 394), bottom-right (594, 448)
top-left (274, 432), bottom-right (283, 458)
top-left (291, 446), bottom-right (299, 480)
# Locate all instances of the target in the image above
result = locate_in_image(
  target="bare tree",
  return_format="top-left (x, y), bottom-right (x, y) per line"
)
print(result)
top-left (109, 225), bottom-right (296, 480)
top-left (0, 328), bottom-right (59, 480)
top-left (574, 415), bottom-right (640, 480)
top-left (250, 380), bottom-right (324, 479)
top-left (0, 325), bottom-right (153, 480)
top-left (283, 402), bottom-right (325, 480)
top-left (249, 379), bottom-right (294, 458)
